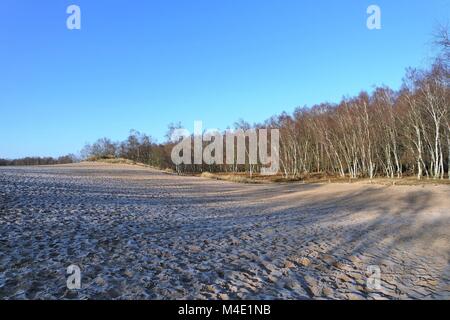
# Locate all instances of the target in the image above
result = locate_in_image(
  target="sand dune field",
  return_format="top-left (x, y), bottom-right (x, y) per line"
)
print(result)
top-left (0, 162), bottom-right (449, 299)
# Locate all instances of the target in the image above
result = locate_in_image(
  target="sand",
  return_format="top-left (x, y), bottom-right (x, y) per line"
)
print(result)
top-left (0, 162), bottom-right (449, 299)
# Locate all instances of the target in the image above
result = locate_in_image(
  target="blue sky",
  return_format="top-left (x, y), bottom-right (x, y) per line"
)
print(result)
top-left (0, 0), bottom-right (448, 158)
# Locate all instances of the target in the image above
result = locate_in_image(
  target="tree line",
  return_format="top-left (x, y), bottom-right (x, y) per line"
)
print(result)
top-left (80, 29), bottom-right (450, 180)
top-left (0, 155), bottom-right (76, 166)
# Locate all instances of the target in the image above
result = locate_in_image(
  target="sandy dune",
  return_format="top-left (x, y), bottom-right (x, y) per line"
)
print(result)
top-left (0, 162), bottom-right (449, 299)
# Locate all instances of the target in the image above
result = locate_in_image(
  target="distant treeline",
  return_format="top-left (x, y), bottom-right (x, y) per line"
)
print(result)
top-left (0, 155), bottom-right (76, 166)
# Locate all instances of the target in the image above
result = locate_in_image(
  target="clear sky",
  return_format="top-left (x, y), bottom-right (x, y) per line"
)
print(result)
top-left (1, 0), bottom-right (449, 158)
